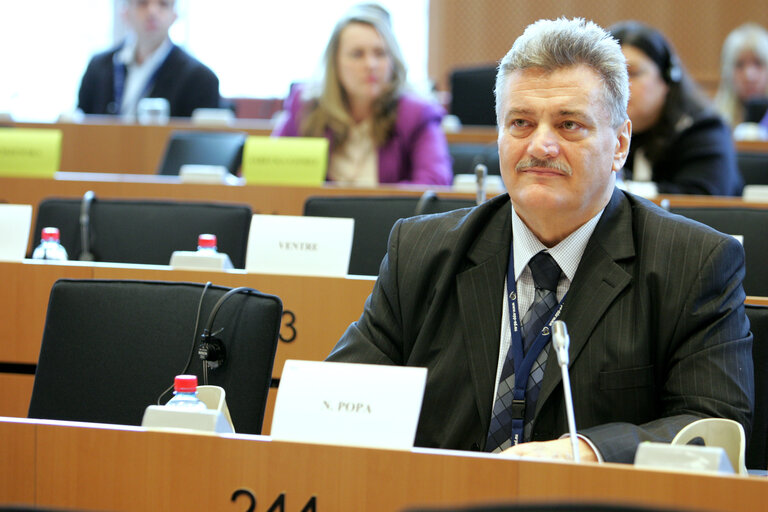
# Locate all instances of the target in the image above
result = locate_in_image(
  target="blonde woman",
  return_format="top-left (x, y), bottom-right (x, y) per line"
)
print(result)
top-left (715, 23), bottom-right (768, 127)
top-left (273, 4), bottom-right (452, 186)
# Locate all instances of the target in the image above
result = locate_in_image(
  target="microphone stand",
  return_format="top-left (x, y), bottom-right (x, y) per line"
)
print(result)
top-left (552, 320), bottom-right (580, 462)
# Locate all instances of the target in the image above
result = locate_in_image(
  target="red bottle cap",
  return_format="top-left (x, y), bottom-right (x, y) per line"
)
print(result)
top-left (41, 227), bottom-right (61, 242)
top-left (174, 375), bottom-right (198, 393)
top-left (197, 234), bottom-right (217, 249)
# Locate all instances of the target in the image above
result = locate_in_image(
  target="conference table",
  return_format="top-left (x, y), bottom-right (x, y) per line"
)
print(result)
top-left (2, 416), bottom-right (767, 511)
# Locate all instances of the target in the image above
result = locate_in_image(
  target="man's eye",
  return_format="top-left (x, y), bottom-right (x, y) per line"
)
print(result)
top-left (562, 121), bottom-right (580, 130)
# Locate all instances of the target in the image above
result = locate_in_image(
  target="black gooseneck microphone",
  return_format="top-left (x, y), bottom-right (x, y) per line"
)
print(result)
top-left (78, 190), bottom-right (95, 261)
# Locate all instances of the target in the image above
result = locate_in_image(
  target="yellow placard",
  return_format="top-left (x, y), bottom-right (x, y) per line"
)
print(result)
top-left (0, 128), bottom-right (62, 177)
top-left (241, 136), bottom-right (328, 187)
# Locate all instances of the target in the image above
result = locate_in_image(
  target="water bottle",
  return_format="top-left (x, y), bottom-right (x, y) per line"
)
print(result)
top-left (196, 233), bottom-right (219, 255)
top-left (31, 227), bottom-right (69, 261)
top-left (165, 375), bottom-right (207, 410)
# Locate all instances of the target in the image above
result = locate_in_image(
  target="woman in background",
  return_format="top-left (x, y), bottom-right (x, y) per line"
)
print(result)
top-left (273, 4), bottom-right (452, 186)
top-left (610, 21), bottom-right (742, 196)
top-left (715, 23), bottom-right (768, 127)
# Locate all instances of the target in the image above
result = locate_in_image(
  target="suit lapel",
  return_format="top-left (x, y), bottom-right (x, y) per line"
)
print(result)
top-left (536, 189), bottom-right (635, 416)
top-left (456, 197), bottom-right (511, 435)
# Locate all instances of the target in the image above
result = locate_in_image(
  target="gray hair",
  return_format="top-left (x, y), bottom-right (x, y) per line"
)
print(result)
top-left (495, 17), bottom-right (629, 128)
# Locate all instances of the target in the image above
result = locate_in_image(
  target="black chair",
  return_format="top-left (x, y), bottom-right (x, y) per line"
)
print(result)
top-left (32, 196), bottom-right (252, 268)
top-left (669, 207), bottom-right (768, 296)
top-left (449, 142), bottom-right (500, 176)
top-left (303, 194), bottom-right (476, 276)
top-left (449, 65), bottom-right (497, 126)
top-left (28, 279), bottom-right (282, 435)
top-left (746, 303), bottom-right (768, 470)
top-left (736, 151), bottom-right (768, 186)
top-left (156, 130), bottom-right (247, 175)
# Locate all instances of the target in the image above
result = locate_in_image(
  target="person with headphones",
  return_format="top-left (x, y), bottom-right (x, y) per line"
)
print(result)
top-left (609, 21), bottom-right (743, 196)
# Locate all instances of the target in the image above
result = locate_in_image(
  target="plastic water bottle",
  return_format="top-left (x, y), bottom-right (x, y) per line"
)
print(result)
top-left (197, 234), bottom-right (219, 255)
top-left (165, 375), bottom-right (207, 410)
top-left (31, 227), bottom-right (69, 261)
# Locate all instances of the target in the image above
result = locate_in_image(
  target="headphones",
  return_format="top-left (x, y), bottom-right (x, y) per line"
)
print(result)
top-left (665, 53), bottom-right (682, 84)
top-left (198, 286), bottom-right (254, 370)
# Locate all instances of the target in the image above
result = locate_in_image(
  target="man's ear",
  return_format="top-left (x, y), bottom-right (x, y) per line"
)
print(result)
top-left (612, 118), bottom-right (631, 172)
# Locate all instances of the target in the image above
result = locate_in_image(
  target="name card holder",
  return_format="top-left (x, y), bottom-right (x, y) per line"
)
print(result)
top-left (0, 204), bottom-right (33, 261)
top-left (241, 136), bottom-right (328, 187)
top-left (0, 127), bottom-right (62, 177)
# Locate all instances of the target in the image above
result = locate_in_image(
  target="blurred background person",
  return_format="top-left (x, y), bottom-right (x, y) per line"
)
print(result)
top-left (715, 23), bottom-right (768, 128)
top-left (610, 21), bottom-right (742, 196)
top-left (272, 4), bottom-right (452, 186)
top-left (77, 0), bottom-right (220, 119)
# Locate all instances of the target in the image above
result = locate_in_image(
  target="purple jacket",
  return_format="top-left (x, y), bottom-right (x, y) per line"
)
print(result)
top-left (273, 88), bottom-right (453, 185)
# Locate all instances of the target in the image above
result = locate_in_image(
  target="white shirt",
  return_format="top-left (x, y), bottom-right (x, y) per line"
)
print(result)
top-left (114, 36), bottom-right (174, 119)
top-left (327, 120), bottom-right (378, 186)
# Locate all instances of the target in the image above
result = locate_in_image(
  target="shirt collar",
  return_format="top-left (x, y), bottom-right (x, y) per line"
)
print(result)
top-left (115, 35), bottom-right (173, 68)
top-left (511, 202), bottom-right (604, 281)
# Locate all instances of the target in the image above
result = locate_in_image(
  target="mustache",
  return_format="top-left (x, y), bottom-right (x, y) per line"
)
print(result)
top-left (515, 158), bottom-right (572, 175)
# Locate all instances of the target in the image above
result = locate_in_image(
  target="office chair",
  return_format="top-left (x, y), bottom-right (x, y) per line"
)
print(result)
top-left (28, 279), bottom-right (282, 435)
top-left (746, 303), bottom-right (768, 470)
top-left (669, 206), bottom-right (768, 296)
top-left (736, 151), bottom-right (768, 186)
top-left (32, 195), bottom-right (252, 268)
top-left (449, 143), bottom-right (501, 176)
top-left (303, 194), bottom-right (476, 276)
top-left (156, 130), bottom-right (247, 175)
top-left (449, 65), bottom-right (497, 126)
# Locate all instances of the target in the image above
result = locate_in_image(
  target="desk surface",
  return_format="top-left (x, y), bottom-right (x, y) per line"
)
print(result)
top-left (2, 417), bottom-right (766, 511)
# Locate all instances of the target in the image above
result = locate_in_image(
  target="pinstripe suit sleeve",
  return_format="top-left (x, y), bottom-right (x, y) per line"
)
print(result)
top-left (327, 219), bottom-right (407, 365)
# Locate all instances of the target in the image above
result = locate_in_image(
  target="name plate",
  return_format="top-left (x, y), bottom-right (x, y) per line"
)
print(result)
top-left (271, 360), bottom-right (427, 450)
top-left (241, 136), bottom-right (328, 186)
top-left (0, 128), bottom-right (62, 177)
top-left (245, 214), bottom-right (353, 277)
top-left (0, 204), bottom-right (32, 261)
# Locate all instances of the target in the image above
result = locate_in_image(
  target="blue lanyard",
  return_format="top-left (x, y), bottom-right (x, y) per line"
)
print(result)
top-left (505, 248), bottom-right (566, 445)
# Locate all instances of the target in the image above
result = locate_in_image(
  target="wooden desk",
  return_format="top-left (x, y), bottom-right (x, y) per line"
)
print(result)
top-left (0, 261), bottom-right (375, 428)
top-left (1, 417), bottom-right (766, 511)
top-left (15, 117), bottom-right (274, 174)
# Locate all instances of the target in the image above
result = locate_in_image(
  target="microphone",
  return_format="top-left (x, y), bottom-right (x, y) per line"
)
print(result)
top-left (552, 320), bottom-right (580, 462)
top-left (79, 190), bottom-right (95, 261)
top-left (474, 163), bottom-right (487, 205)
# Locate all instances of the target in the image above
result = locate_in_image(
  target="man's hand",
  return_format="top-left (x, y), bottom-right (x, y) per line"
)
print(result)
top-left (500, 437), bottom-right (598, 462)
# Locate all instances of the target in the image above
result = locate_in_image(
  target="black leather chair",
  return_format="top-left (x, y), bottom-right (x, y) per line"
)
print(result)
top-left (746, 303), bottom-right (768, 470)
top-left (32, 196), bottom-right (252, 268)
top-left (28, 279), bottom-right (282, 435)
top-left (669, 206), bottom-right (768, 296)
top-left (156, 130), bottom-right (247, 175)
top-left (303, 194), bottom-right (476, 276)
top-left (449, 65), bottom-right (497, 126)
top-left (736, 151), bottom-right (768, 186)
top-left (450, 142), bottom-right (500, 176)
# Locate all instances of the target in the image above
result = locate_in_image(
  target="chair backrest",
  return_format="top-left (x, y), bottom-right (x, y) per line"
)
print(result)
top-left (669, 206), bottom-right (768, 296)
top-left (28, 279), bottom-right (282, 435)
top-left (303, 195), bottom-right (476, 276)
top-left (737, 152), bottom-right (768, 186)
top-left (746, 303), bottom-right (768, 470)
top-left (157, 130), bottom-right (247, 175)
top-left (32, 196), bottom-right (252, 268)
top-left (671, 417), bottom-right (747, 475)
top-left (449, 143), bottom-right (500, 176)
top-left (449, 65), bottom-right (497, 126)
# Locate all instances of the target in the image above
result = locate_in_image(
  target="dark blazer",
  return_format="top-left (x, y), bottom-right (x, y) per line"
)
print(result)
top-left (327, 189), bottom-right (754, 463)
top-left (626, 112), bottom-right (743, 196)
top-left (77, 43), bottom-right (220, 118)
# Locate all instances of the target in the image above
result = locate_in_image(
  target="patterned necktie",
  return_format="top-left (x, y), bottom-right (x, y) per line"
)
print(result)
top-left (486, 251), bottom-right (562, 452)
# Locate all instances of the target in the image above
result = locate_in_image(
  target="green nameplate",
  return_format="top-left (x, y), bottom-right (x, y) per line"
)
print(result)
top-left (0, 128), bottom-right (62, 177)
top-left (241, 136), bottom-right (328, 187)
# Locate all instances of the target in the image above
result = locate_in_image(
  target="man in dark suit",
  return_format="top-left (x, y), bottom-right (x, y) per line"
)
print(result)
top-left (327, 18), bottom-right (754, 464)
top-left (77, 0), bottom-right (220, 118)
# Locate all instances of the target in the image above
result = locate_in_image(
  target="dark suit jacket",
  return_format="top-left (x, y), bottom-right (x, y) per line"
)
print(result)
top-left (327, 189), bottom-right (754, 463)
top-left (77, 43), bottom-right (220, 117)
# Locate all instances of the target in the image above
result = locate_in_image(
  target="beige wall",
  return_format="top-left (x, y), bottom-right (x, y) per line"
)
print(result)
top-left (429, 0), bottom-right (768, 97)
